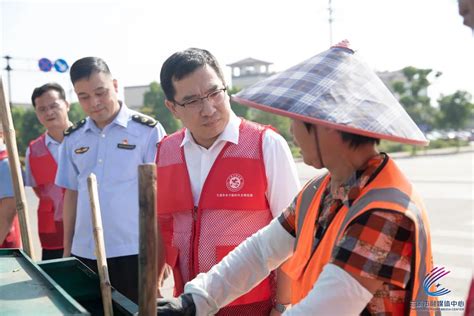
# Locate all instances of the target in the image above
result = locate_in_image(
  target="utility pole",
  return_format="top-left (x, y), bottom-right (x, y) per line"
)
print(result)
top-left (3, 55), bottom-right (12, 107)
top-left (328, 0), bottom-right (334, 46)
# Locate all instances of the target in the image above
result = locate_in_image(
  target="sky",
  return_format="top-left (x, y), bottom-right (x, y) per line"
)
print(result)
top-left (1, 0), bottom-right (473, 105)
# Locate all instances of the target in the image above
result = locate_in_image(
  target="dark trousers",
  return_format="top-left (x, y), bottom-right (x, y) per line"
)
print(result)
top-left (42, 248), bottom-right (64, 260)
top-left (74, 254), bottom-right (139, 304)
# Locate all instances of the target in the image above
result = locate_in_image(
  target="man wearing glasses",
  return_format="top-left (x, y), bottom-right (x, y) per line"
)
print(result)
top-left (156, 48), bottom-right (300, 315)
top-left (24, 83), bottom-right (72, 260)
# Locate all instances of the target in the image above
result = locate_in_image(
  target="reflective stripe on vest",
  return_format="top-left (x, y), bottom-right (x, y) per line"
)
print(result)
top-left (28, 134), bottom-right (64, 249)
top-left (294, 173), bottom-right (327, 249)
top-left (284, 157), bottom-right (439, 315)
top-left (156, 119), bottom-right (274, 308)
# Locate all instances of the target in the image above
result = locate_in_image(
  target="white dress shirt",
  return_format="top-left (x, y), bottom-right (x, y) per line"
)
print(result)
top-left (181, 113), bottom-right (300, 217)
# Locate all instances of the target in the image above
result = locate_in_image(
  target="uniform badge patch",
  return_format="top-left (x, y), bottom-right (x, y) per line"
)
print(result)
top-left (117, 139), bottom-right (136, 150)
top-left (226, 173), bottom-right (244, 192)
top-left (74, 146), bottom-right (89, 154)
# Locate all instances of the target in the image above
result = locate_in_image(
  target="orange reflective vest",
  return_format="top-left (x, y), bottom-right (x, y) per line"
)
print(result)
top-left (28, 134), bottom-right (64, 250)
top-left (156, 119), bottom-right (274, 314)
top-left (0, 150), bottom-right (21, 249)
top-left (282, 156), bottom-right (438, 315)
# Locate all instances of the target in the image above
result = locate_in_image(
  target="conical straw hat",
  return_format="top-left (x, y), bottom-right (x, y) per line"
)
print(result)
top-left (233, 41), bottom-right (428, 145)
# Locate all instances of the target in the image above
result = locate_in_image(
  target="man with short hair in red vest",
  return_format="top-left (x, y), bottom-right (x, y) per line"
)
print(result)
top-left (156, 48), bottom-right (301, 315)
top-left (25, 83), bottom-right (72, 260)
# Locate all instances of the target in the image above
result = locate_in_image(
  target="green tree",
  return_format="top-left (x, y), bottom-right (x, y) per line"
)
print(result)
top-left (228, 86), bottom-right (295, 150)
top-left (437, 91), bottom-right (474, 130)
top-left (249, 109), bottom-right (292, 141)
top-left (140, 82), bottom-right (180, 133)
top-left (228, 86), bottom-right (250, 119)
top-left (68, 102), bottom-right (85, 123)
top-left (11, 107), bottom-right (44, 155)
top-left (392, 66), bottom-right (441, 130)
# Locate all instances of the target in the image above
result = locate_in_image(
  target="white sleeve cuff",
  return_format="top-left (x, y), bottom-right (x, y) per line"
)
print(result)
top-left (284, 263), bottom-right (373, 316)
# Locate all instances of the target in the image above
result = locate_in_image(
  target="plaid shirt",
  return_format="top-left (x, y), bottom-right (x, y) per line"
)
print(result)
top-left (279, 154), bottom-right (414, 315)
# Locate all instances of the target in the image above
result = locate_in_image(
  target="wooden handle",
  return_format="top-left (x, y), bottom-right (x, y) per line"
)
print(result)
top-left (138, 164), bottom-right (158, 316)
top-left (0, 76), bottom-right (34, 259)
top-left (87, 173), bottom-right (114, 316)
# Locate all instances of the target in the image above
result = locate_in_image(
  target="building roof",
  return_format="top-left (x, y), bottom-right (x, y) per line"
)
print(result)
top-left (227, 57), bottom-right (273, 67)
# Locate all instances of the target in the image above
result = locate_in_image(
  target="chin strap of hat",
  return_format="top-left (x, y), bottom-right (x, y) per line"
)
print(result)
top-left (313, 125), bottom-right (325, 168)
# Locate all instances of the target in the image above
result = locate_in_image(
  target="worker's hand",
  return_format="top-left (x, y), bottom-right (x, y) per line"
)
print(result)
top-left (156, 287), bottom-right (163, 299)
top-left (156, 293), bottom-right (196, 316)
top-left (62, 249), bottom-right (71, 258)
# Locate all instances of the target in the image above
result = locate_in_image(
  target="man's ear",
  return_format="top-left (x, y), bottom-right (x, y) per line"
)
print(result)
top-left (164, 99), bottom-right (180, 119)
top-left (113, 79), bottom-right (119, 93)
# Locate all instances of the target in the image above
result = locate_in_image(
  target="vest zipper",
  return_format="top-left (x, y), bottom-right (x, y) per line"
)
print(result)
top-left (190, 206), bottom-right (198, 279)
top-left (193, 206), bottom-right (198, 221)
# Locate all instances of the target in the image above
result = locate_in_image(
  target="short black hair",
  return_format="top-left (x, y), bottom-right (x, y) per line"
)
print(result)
top-left (70, 57), bottom-right (111, 84)
top-left (304, 122), bottom-right (380, 148)
top-left (31, 82), bottom-right (66, 107)
top-left (160, 48), bottom-right (226, 101)
top-left (339, 131), bottom-right (380, 148)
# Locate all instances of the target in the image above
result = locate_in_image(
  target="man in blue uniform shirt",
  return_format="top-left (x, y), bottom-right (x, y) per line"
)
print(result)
top-left (0, 123), bottom-right (19, 248)
top-left (55, 57), bottom-right (166, 303)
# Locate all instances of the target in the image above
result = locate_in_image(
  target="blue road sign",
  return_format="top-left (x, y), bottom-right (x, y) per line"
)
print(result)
top-left (38, 58), bottom-right (53, 72)
top-left (54, 59), bottom-right (69, 73)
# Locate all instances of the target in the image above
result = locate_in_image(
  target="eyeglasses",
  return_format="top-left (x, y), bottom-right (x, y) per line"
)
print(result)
top-left (174, 88), bottom-right (227, 110)
top-left (36, 103), bottom-right (62, 115)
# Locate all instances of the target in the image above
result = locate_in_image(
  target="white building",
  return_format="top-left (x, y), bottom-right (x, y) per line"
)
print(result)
top-left (123, 85), bottom-right (150, 110)
top-left (227, 57), bottom-right (274, 89)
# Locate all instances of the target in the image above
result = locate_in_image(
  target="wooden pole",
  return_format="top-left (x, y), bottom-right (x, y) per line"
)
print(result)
top-left (0, 76), bottom-right (34, 259)
top-left (138, 164), bottom-right (157, 316)
top-left (87, 173), bottom-right (114, 316)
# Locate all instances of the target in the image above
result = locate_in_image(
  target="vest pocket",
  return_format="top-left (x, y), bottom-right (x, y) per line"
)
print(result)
top-left (165, 245), bottom-right (185, 296)
top-left (216, 245), bottom-right (272, 306)
top-left (38, 199), bottom-right (56, 234)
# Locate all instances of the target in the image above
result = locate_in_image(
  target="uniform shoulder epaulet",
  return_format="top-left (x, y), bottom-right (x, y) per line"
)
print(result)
top-left (131, 114), bottom-right (157, 127)
top-left (64, 119), bottom-right (86, 136)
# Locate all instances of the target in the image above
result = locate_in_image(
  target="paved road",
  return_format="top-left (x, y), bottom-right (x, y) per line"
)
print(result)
top-left (395, 152), bottom-right (473, 307)
top-left (24, 150), bottom-right (473, 307)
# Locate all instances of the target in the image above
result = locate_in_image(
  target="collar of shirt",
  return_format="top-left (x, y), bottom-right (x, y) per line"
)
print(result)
top-left (84, 101), bottom-right (130, 133)
top-left (327, 153), bottom-right (386, 207)
top-left (180, 112), bottom-right (240, 150)
top-left (0, 143), bottom-right (5, 152)
top-left (44, 133), bottom-right (61, 146)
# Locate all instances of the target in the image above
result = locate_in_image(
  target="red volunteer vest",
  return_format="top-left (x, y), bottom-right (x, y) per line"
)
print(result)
top-left (28, 134), bottom-right (64, 249)
top-left (157, 120), bottom-right (274, 314)
top-left (0, 150), bottom-right (21, 248)
top-left (282, 157), bottom-right (439, 315)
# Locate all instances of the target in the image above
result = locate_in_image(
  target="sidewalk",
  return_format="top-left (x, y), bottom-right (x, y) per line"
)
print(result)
top-left (293, 144), bottom-right (474, 162)
top-left (390, 143), bottom-right (474, 159)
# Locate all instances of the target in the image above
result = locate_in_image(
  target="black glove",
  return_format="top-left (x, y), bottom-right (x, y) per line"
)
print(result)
top-left (156, 293), bottom-right (196, 316)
